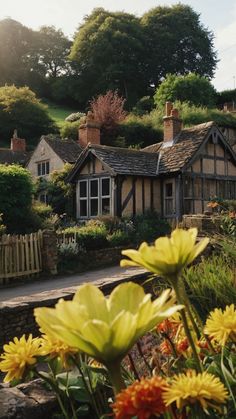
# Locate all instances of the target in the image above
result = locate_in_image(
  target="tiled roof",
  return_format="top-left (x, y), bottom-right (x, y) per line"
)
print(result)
top-left (43, 136), bottom-right (82, 163)
top-left (91, 145), bottom-right (158, 176)
top-left (143, 121), bottom-right (215, 174)
top-left (69, 121), bottom-right (233, 180)
top-left (0, 149), bottom-right (29, 165)
top-left (69, 144), bottom-right (158, 180)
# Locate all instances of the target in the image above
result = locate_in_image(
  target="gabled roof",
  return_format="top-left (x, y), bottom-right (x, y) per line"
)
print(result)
top-left (0, 149), bottom-right (29, 166)
top-left (68, 121), bottom-right (236, 181)
top-left (143, 121), bottom-right (236, 174)
top-left (68, 144), bottom-right (158, 181)
top-left (43, 135), bottom-right (82, 163)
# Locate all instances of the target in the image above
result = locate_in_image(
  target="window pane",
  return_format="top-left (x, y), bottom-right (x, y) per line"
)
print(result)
top-left (102, 198), bottom-right (110, 215)
top-left (37, 164), bottom-right (41, 176)
top-left (102, 178), bottom-right (110, 196)
top-left (90, 179), bottom-right (98, 197)
top-left (79, 181), bottom-right (87, 197)
top-left (80, 200), bottom-right (87, 217)
top-left (90, 199), bottom-right (98, 216)
top-left (46, 161), bottom-right (50, 174)
top-left (165, 183), bottom-right (173, 197)
top-left (42, 162), bottom-right (46, 176)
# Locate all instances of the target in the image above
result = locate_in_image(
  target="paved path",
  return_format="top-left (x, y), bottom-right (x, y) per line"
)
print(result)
top-left (0, 265), bottom-right (146, 302)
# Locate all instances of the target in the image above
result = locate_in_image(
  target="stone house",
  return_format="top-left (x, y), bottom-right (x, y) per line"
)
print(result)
top-left (26, 135), bottom-right (82, 203)
top-left (68, 103), bottom-right (236, 221)
top-left (0, 131), bottom-right (29, 166)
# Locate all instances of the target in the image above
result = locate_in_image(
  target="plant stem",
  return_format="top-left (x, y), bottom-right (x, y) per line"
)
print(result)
top-left (106, 361), bottom-right (126, 394)
top-left (72, 356), bottom-right (100, 419)
top-left (35, 370), bottom-right (70, 419)
top-left (172, 279), bottom-right (203, 373)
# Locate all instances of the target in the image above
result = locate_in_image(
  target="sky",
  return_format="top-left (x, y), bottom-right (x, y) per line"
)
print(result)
top-left (0, 0), bottom-right (236, 92)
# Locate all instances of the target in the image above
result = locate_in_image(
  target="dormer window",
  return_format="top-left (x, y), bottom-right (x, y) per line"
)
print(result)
top-left (37, 161), bottom-right (50, 176)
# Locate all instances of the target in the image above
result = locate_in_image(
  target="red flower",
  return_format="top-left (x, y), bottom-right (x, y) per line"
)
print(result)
top-left (112, 376), bottom-right (169, 419)
top-left (176, 337), bottom-right (189, 354)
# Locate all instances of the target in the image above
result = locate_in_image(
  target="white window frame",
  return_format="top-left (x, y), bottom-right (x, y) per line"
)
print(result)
top-left (77, 177), bottom-right (112, 218)
top-left (37, 160), bottom-right (50, 177)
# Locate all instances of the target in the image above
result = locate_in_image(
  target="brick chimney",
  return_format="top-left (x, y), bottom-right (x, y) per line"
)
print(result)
top-left (78, 111), bottom-right (101, 148)
top-left (10, 129), bottom-right (26, 152)
top-left (163, 102), bottom-right (182, 143)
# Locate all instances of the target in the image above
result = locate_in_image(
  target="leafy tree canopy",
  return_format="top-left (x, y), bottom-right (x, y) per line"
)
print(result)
top-left (37, 26), bottom-right (72, 78)
top-left (0, 85), bottom-right (57, 145)
top-left (154, 73), bottom-right (217, 108)
top-left (70, 8), bottom-right (147, 107)
top-left (141, 4), bottom-right (217, 87)
top-left (0, 19), bottom-right (37, 86)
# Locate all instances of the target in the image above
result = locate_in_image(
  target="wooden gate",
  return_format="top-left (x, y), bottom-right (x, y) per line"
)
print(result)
top-left (0, 231), bottom-right (43, 279)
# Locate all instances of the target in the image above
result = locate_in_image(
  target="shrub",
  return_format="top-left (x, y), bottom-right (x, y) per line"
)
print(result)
top-left (60, 120), bottom-right (80, 141)
top-left (132, 211), bottom-right (171, 244)
top-left (60, 224), bottom-right (108, 250)
top-left (0, 164), bottom-right (35, 233)
top-left (32, 201), bottom-right (52, 220)
top-left (117, 116), bottom-right (162, 148)
top-left (65, 112), bottom-right (85, 122)
top-left (0, 213), bottom-right (6, 236)
top-left (107, 230), bottom-right (130, 247)
top-left (183, 255), bottom-right (236, 320)
top-left (0, 85), bottom-right (57, 146)
top-left (154, 73), bottom-right (217, 108)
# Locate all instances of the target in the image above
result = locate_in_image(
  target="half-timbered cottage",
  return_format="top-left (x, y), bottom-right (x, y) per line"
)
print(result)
top-left (68, 104), bottom-right (236, 221)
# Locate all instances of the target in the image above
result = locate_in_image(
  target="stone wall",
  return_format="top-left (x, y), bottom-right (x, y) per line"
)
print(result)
top-left (0, 270), bottom-right (149, 351)
top-left (182, 214), bottom-right (221, 234)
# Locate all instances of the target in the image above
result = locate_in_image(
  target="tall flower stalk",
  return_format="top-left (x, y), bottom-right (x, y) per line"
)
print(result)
top-left (121, 228), bottom-right (209, 372)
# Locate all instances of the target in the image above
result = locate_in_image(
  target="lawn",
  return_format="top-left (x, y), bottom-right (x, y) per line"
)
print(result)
top-left (43, 100), bottom-right (79, 128)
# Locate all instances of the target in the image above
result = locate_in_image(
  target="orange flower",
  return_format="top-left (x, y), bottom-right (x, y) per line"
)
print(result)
top-left (176, 337), bottom-right (189, 354)
top-left (157, 319), bottom-right (178, 336)
top-left (207, 201), bottom-right (219, 208)
top-left (112, 376), bottom-right (169, 419)
top-left (159, 339), bottom-right (173, 356)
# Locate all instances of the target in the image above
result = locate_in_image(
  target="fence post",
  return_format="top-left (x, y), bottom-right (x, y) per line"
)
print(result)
top-left (42, 230), bottom-right (58, 275)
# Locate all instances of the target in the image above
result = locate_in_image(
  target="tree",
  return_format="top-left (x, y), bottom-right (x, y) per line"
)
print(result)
top-left (70, 8), bottom-right (146, 108)
top-left (0, 164), bottom-right (34, 233)
top-left (140, 4), bottom-right (217, 87)
top-left (0, 85), bottom-right (57, 146)
top-left (37, 26), bottom-right (72, 78)
top-left (0, 18), bottom-right (38, 86)
top-left (154, 73), bottom-right (217, 108)
top-left (90, 90), bottom-right (127, 145)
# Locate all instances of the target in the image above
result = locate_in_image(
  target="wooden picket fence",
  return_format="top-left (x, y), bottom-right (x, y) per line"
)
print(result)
top-left (0, 231), bottom-right (43, 279)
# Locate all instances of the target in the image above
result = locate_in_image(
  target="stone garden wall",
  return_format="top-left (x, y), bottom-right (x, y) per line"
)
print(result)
top-left (0, 270), bottom-right (149, 351)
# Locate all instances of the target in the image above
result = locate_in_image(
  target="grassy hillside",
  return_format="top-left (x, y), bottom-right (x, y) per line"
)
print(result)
top-left (43, 100), bottom-right (79, 128)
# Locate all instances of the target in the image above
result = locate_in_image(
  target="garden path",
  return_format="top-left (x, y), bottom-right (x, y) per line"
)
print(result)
top-left (0, 265), bottom-right (146, 302)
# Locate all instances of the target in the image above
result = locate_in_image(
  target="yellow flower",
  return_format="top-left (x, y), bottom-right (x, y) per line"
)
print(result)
top-left (0, 334), bottom-right (44, 383)
top-left (40, 334), bottom-right (78, 368)
top-left (163, 370), bottom-right (228, 411)
top-left (121, 228), bottom-right (209, 278)
top-left (205, 304), bottom-right (236, 346)
top-left (35, 282), bottom-right (182, 365)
